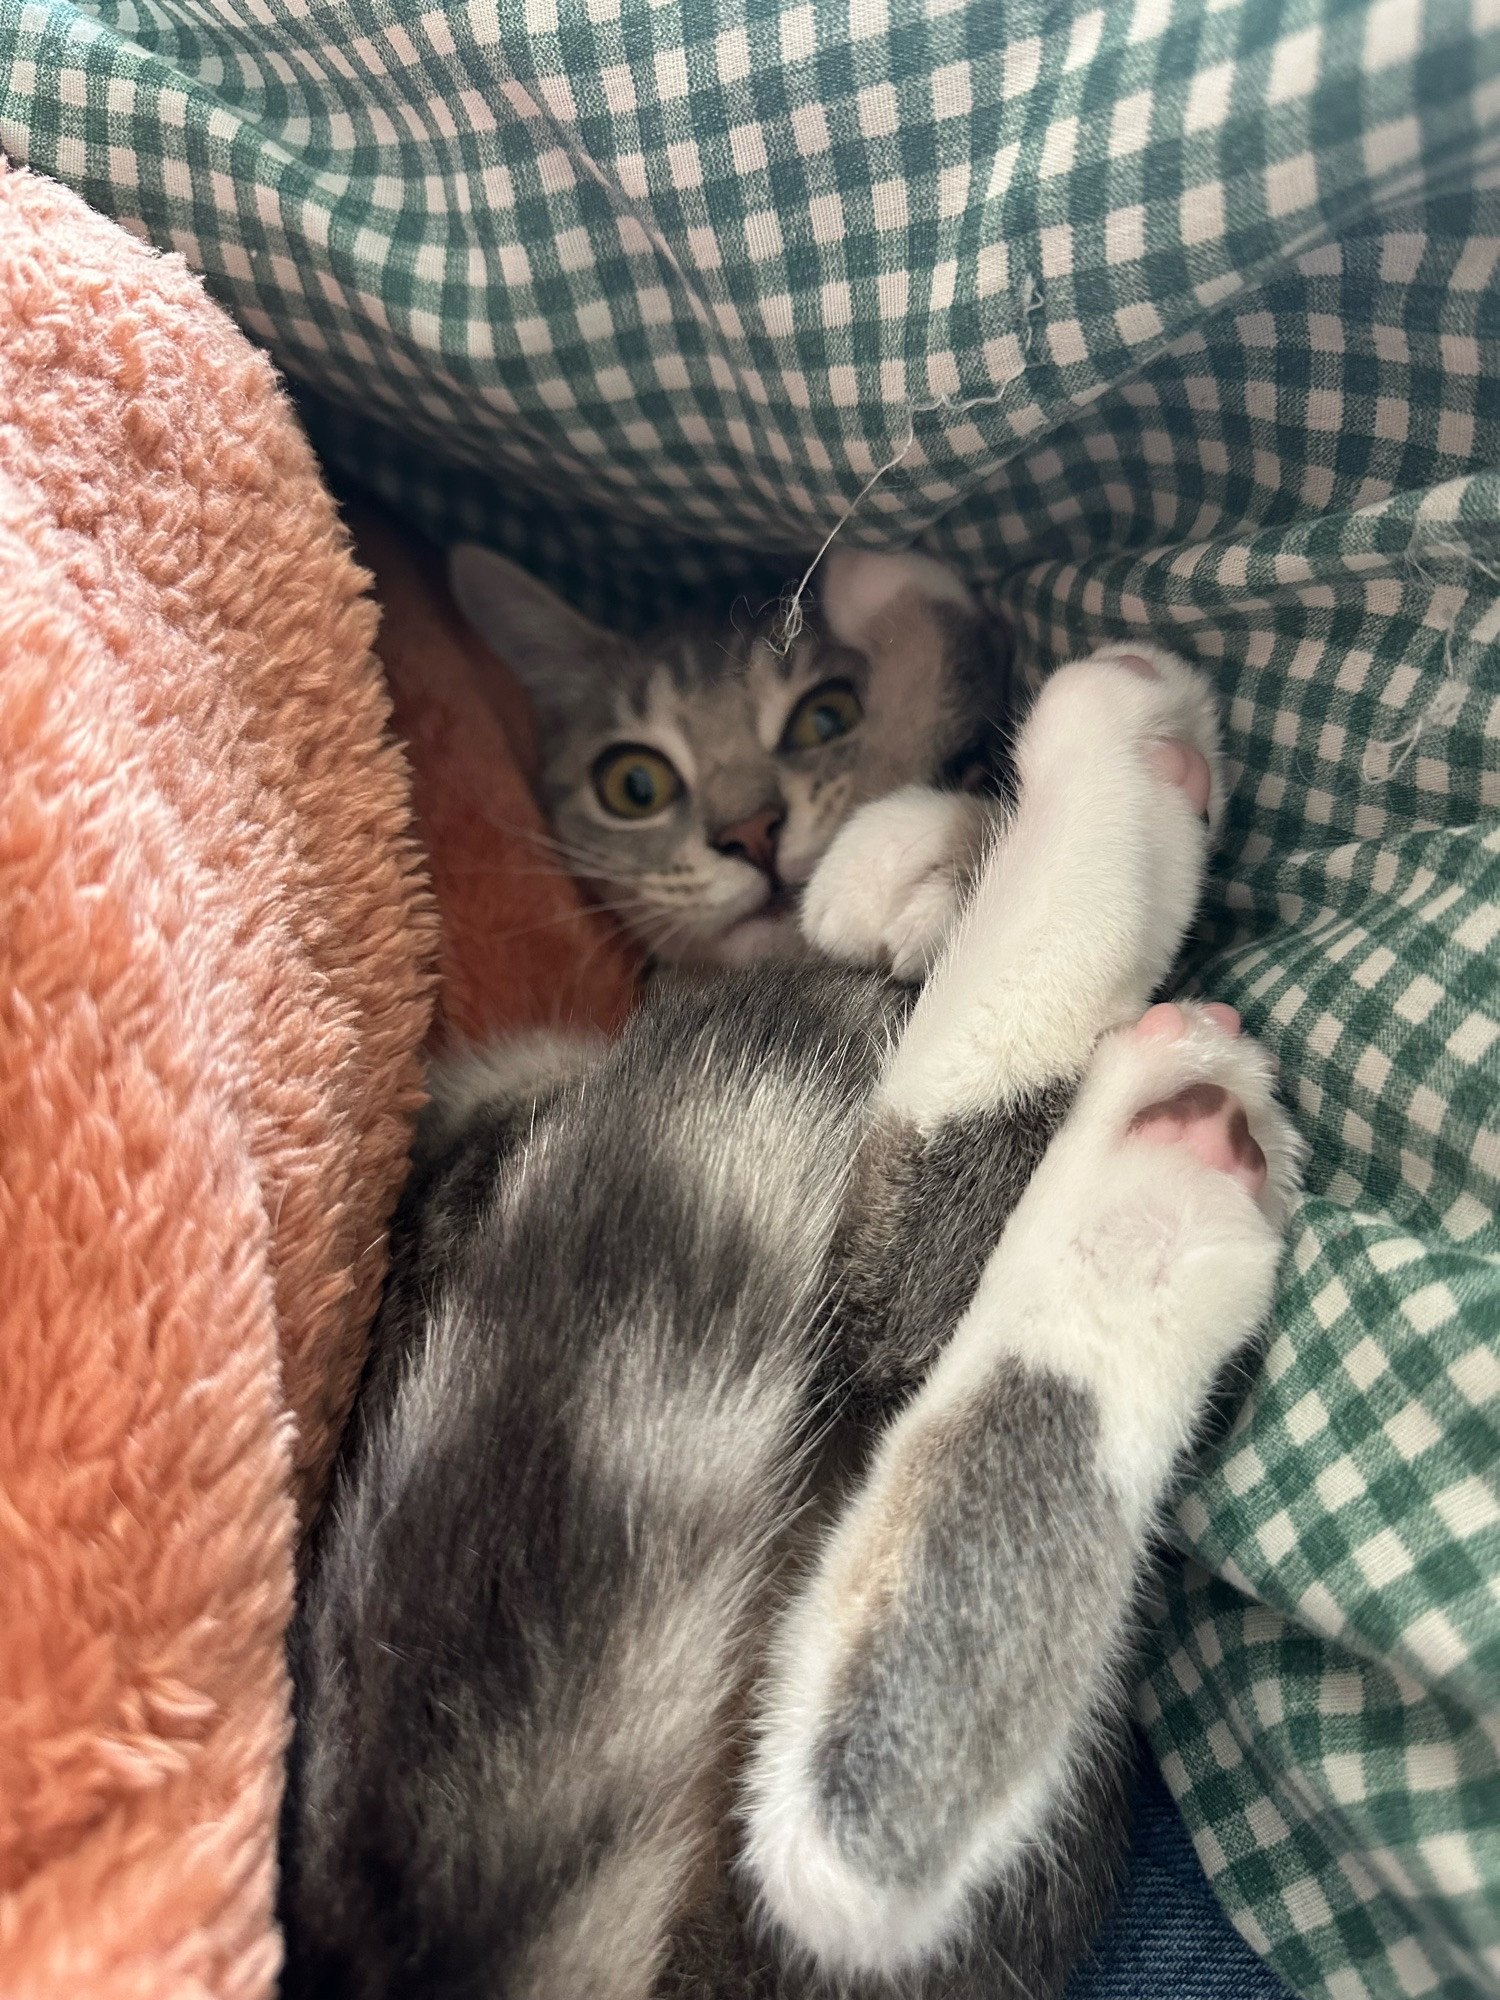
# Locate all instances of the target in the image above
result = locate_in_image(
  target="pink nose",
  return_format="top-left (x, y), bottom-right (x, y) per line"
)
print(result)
top-left (713, 806), bottom-right (784, 876)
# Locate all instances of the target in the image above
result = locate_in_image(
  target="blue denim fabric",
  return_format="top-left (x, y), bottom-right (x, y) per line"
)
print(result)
top-left (1065, 1734), bottom-right (1292, 1999)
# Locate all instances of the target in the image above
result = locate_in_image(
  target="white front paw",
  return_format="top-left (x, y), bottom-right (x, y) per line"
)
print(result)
top-left (799, 786), bottom-right (992, 980)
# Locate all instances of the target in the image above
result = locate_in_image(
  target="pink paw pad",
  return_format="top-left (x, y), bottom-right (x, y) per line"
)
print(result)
top-left (1149, 739), bottom-right (1212, 818)
top-left (1128, 1003), bottom-right (1266, 1196)
top-left (1134, 1000), bottom-right (1240, 1042)
top-left (1110, 654), bottom-right (1212, 816)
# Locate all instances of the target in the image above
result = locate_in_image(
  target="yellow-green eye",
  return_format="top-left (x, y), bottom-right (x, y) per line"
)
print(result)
top-left (593, 744), bottom-right (683, 819)
top-left (780, 679), bottom-right (863, 752)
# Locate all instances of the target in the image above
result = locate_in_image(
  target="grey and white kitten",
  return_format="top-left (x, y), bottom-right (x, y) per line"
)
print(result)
top-left (279, 627), bottom-right (1302, 1999)
top-left (447, 544), bottom-right (1009, 964)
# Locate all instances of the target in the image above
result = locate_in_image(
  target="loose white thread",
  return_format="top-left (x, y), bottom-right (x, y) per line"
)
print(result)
top-left (517, 92), bottom-right (1048, 651)
top-left (1362, 536), bottom-right (1497, 782)
top-left (492, 90), bottom-right (1050, 644)
top-left (770, 274), bottom-right (1045, 651)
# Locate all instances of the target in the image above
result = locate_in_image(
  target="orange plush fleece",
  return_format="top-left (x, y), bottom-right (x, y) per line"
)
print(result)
top-left (0, 162), bottom-right (436, 1997)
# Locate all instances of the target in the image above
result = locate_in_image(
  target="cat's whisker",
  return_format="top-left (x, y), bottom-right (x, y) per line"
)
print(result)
top-left (472, 908), bottom-right (618, 944)
top-left (558, 924), bottom-right (634, 1003)
top-left (428, 857), bottom-right (642, 920)
top-left (446, 813), bottom-right (580, 863)
top-left (436, 858), bottom-right (608, 887)
top-left (480, 889), bottom-right (654, 942)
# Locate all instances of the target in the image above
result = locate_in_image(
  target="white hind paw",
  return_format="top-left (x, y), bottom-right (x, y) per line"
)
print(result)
top-left (799, 786), bottom-right (992, 981)
top-left (1087, 1001), bottom-right (1304, 1234)
top-left (984, 1002), bottom-right (1305, 1522)
top-left (1056, 641), bottom-right (1227, 838)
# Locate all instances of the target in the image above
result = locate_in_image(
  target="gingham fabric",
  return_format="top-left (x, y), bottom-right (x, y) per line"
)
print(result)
top-left (2, 1), bottom-right (1497, 1994)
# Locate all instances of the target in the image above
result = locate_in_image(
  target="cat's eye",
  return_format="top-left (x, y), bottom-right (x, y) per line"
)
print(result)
top-left (780, 679), bottom-right (863, 752)
top-left (592, 744), bottom-right (683, 819)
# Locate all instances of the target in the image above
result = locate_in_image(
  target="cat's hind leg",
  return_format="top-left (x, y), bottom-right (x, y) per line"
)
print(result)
top-left (742, 1004), bottom-right (1301, 1980)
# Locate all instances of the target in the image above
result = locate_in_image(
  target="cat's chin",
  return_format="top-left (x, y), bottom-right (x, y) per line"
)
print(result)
top-left (690, 909), bottom-right (810, 969)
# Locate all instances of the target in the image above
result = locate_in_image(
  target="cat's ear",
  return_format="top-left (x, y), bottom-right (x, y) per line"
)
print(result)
top-left (448, 543), bottom-right (617, 719)
top-left (811, 551), bottom-right (996, 793)
top-left (816, 549), bottom-right (976, 654)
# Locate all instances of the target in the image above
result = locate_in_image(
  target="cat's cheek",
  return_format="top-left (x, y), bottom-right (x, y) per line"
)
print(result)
top-left (775, 844), bottom-right (820, 890)
top-left (776, 770), bottom-right (858, 888)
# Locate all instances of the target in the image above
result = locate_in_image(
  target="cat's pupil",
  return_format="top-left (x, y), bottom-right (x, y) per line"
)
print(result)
top-left (811, 704), bottom-right (841, 741)
top-left (624, 764), bottom-right (656, 807)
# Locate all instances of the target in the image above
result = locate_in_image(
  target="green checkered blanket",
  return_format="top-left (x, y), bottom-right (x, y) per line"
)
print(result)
top-left (3, 0), bottom-right (1497, 1992)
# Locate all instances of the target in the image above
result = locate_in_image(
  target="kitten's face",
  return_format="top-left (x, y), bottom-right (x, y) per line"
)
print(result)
top-left (449, 547), bottom-right (1005, 966)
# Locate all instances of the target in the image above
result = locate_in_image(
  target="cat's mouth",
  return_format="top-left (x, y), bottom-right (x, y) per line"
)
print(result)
top-left (644, 876), bottom-right (804, 967)
top-left (709, 883), bottom-right (803, 965)
top-left (716, 877), bottom-right (792, 929)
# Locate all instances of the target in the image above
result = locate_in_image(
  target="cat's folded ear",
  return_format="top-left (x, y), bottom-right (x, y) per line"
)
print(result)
top-left (448, 543), bottom-right (617, 720)
top-left (813, 552), bottom-right (1000, 789)
top-left (816, 549), bottom-right (977, 655)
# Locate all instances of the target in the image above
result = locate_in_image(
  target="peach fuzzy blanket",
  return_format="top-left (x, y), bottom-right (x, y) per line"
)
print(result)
top-left (0, 157), bottom-right (436, 1996)
top-left (0, 164), bottom-right (633, 1997)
